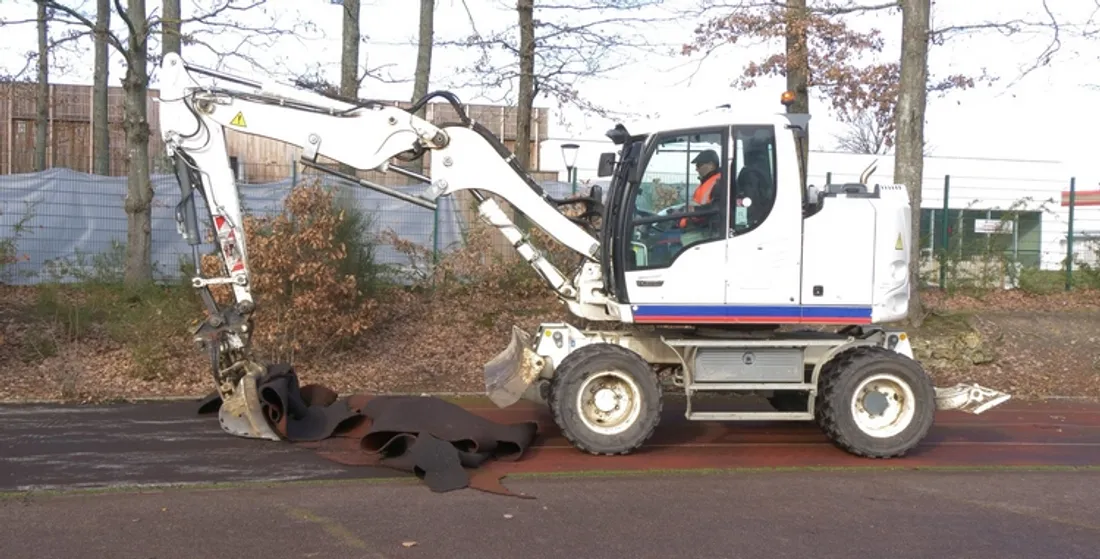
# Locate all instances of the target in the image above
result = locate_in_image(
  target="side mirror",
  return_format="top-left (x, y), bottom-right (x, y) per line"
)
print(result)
top-left (596, 152), bottom-right (616, 177)
top-left (589, 184), bottom-right (603, 201)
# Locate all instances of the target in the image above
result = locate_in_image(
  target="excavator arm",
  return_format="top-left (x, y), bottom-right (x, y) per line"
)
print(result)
top-left (157, 54), bottom-right (604, 439)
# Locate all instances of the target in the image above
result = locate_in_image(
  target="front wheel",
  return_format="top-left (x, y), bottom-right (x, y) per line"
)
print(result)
top-left (815, 346), bottom-right (936, 458)
top-left (549, 343), bottom-right (663, 455)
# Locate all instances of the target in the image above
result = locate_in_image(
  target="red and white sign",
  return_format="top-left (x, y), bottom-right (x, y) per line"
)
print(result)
top-left (1061, 190), bottom-right (1100, 207)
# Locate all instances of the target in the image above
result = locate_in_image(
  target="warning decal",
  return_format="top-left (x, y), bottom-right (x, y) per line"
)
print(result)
top-left (230, 112), bottom-right (247, 127)
top-left (895, 233), bottom-right (904, 250)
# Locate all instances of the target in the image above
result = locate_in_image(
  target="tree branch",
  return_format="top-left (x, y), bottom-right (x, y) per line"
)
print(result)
top-left (111, 0), bottom-right (140, 44)
top-left (43, 1), bottom-right (127, 56)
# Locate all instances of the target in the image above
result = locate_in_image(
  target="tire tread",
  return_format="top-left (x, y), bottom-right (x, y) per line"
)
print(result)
top-left (815, 345), bottom-right (934, 459)
top-left (550, 343), bottom-right (663, 456)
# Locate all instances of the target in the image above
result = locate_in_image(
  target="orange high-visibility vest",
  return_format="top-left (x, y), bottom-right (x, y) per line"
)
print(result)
top-left (680, 173), bottom-right (720, 228)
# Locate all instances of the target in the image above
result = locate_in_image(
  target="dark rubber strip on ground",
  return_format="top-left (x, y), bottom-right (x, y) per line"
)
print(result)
top-left (199, 364), bottom-right (539, 496)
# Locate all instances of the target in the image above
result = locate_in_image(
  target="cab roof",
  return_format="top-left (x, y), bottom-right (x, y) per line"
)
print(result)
top-left (617, 108), bottom-right (811, 140)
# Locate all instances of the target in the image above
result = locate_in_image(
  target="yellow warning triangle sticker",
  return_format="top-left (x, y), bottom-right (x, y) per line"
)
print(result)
top-left (229, 111), bottom-right (247, 127)
top-left (895, 233), bottom-right (904, 250)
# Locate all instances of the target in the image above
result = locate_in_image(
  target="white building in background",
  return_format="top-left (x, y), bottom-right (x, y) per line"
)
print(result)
top-left (540, 137), bottom-right (1100, 272)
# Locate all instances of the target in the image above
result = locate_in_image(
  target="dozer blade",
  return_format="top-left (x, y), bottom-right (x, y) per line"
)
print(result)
top-left (483, 325), bottom-right (545, 408)
top-left (217, 359), bottom-right (282, 441)
top-left (934, 383), bottom-right (1012, 415)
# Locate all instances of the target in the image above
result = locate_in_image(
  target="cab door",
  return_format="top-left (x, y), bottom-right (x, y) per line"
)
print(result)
top-left (724, 124), bottom-right (803, 322)
top-left (621, 127), bottom-right (731, 324)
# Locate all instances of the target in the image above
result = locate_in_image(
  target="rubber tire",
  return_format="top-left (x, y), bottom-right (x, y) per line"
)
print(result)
top-left (815, 346), bottom-right (936, 458)
top-left (549, 343), bottom-right (663, 456)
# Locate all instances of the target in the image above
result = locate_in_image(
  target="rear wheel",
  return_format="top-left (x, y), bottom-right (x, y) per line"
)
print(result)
top-left (815, 346), bottom-right (935, 458)
top-left (549, 343), bottom-right (663, 455)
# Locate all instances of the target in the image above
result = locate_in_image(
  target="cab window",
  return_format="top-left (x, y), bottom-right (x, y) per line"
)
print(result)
top-left (731, 125), bottom-right (777, 235)
top-left (625, 129), bottom-right (728, 271)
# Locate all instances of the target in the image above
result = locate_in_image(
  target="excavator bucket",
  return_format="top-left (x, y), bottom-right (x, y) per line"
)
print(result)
top-left (216, 359), bottom-right (282, 441)
top-left (483, 325), bottom-right (546, 408)
top-left (934, 383), bottom-right (1012, 415)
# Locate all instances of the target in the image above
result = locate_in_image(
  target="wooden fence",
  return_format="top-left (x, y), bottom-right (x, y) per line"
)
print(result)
top-left (0, 82), bottom-right (550, 184)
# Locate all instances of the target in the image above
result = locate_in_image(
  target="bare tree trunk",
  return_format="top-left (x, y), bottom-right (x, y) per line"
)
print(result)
top-left (515, 0), bottom-right (535, 172)
top-left (92, 0), bottom-right (111, 175)
top-left (409, 0), bottom-right (434, 177)
top-left (513, 0), bottom-right (536, 231)
top-left (122, 0), bottom-right (153, 287)
top-left (162, 0), bottom-right (181, 56)
top-left (895, 0), bottom-right (930, 327)
top-left (339, 0), bottom-right (360, 176)
top-left (34, 0), bottom-right (49, 172)
top-left (340, 0), bottom-right (360, 97)
top-left (785, 0), bottom-right (809, 156)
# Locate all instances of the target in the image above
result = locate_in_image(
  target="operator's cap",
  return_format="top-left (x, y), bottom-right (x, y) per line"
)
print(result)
top-left (691, 149), bottom-right (719, 166)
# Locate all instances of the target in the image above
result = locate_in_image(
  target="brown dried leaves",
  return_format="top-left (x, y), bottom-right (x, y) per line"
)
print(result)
top-left (202, 183), bottom-right (377, 363)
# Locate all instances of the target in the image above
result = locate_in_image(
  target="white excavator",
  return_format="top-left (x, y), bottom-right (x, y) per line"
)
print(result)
top-left (157, 53), bottom-right (1010, 459)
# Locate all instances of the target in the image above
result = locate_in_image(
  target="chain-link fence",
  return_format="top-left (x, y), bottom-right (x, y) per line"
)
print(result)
top-left (0, 163), bottom-right (584, 286)
top-left (909, 175), bottom-right (1100, 292)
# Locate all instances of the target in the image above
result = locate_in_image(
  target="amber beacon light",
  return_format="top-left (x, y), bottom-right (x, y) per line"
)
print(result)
top-left (780, 90), bottom-right (796, 107)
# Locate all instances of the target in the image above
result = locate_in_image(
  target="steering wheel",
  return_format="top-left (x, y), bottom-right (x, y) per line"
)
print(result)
top-left (633, 206), bottom-right (674, 237)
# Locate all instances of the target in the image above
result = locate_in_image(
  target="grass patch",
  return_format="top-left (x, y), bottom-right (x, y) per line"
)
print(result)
top-left (19, 279), bottom-right (202, 381)
top-left (914, 309), bottom-right (976, 337)
top-left (1017, 269), bottom-right (1071, 295)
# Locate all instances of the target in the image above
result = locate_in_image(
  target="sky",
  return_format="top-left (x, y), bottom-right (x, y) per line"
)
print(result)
top-left (1, 0), bottom-right (1098, 175)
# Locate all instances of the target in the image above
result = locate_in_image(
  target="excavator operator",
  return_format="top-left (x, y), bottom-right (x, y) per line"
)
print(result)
top-left (678, 149), bottom-right (722, 230)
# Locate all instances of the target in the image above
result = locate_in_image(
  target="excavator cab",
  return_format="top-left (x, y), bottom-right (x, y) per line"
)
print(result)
top-left (595, 112), bottom-right (808, 324)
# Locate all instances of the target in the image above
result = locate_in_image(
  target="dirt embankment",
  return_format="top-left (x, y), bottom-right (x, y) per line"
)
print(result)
top-left (911, 311), bottom-right (1100, 399)
top-left (907, 290), bottom-right (1100, 398)
top-left (0, 283), bottom-right (570, 402)
top-left (1, 285), bottom-right (1098, 403)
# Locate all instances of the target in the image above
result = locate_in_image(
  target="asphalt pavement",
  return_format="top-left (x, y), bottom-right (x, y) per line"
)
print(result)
top-left (3, 398), bottom-right (1100, 558)
top-left (1, 471), bottom-right (1098, 559)
top-left (4, 396), bottom-right (1100, 491)
top-left (0, 400), bottom-right (395, 491)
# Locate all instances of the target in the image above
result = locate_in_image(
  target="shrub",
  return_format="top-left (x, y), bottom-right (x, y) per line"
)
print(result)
top-left (0, 204), bottom-right (34, 284)
top-left (201, 182), bottom-right (380, 362)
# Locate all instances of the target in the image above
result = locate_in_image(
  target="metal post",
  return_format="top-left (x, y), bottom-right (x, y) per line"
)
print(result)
top-left (432, 203), bottom-right (441, 266)
top-left (685, 138), bottom-right (692, 205)
top-left (826, 172), bottom-right (832, 186)
top-left (291, 159), bottom-right (298, 186)
top-left (928, 211), bottom-right (936, 263)
top-left (1066, 177), bottom-right (1076, 291)
top-left (571, 167), bottom-right (577, 195)
top-left (939, 175), bottom-right (950, 289)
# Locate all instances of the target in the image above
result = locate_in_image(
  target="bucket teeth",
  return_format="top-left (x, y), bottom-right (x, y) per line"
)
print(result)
top-left (216, 360), bottom-right (282, 440)
top-left (934, 383), bottom-right (1011, 415)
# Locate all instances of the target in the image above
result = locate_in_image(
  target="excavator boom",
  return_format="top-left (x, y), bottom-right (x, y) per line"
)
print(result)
top-left (160, 54), bottom-right (602, 289)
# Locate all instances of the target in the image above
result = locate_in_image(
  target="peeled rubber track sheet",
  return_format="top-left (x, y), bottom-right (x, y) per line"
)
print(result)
top-left (198, 364), bottom-right (540, 497)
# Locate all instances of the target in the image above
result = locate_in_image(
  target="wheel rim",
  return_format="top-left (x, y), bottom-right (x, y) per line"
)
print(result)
top-left (576, 370), bottom-right (643, 436)
top-left (849, 373), bottom-right (916, 439)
